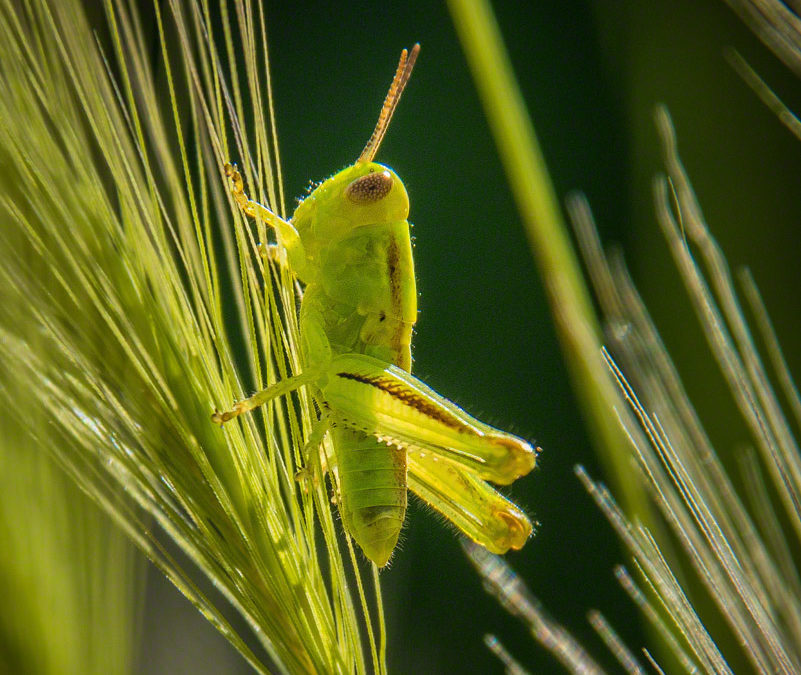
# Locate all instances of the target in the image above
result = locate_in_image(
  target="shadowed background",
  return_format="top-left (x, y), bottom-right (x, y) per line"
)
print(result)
top-left (134, 1), bottom-right (801, 672)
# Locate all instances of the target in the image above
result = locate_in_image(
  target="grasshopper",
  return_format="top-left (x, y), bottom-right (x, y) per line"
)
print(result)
top-left (214, 45), bottom-right (536, 567)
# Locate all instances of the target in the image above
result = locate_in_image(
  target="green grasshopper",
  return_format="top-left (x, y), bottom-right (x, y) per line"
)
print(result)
top-left (214, 45), bottom-right (535, 567)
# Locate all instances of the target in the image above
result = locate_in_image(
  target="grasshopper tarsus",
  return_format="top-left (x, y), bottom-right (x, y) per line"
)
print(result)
top-left (224, 162), bottom-right (252, 215)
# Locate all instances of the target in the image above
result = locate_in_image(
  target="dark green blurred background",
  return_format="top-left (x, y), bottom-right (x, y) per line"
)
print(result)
top-left (136, 1), bottom-right (801, 672)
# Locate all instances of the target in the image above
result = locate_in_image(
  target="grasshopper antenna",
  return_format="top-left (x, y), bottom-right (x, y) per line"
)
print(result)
top-left (358, 43), bottom-right (420, 163)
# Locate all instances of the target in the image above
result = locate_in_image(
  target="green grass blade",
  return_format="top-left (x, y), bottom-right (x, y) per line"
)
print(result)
top-left (0, 1), bottom-right (378, 672)
top-left (446, 0), bottom-right (647, 515)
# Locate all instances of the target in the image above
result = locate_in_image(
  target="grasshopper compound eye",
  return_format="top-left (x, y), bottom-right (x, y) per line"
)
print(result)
top-left (345, 170), bottom-right (394, 204)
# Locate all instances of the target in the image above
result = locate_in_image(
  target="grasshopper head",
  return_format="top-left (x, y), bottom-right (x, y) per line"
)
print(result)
top-left (296, 158), bottom-right (408, 226)
top-left (292, 45), bottom-right (418, 249)
top-left (291, 161), bottom-right (409, 253)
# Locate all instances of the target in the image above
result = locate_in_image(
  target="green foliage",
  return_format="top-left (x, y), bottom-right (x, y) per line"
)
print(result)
top-left (0, 1), bottom-right (382, 672)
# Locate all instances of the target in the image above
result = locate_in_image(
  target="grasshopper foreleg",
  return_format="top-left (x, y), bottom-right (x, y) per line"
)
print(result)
top-left (225, 162), bottom-right (274, 221)
top-left (224, 163), bottom-right (308, 278)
